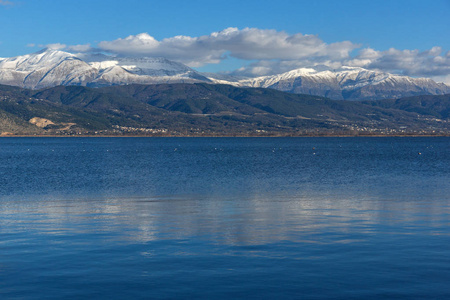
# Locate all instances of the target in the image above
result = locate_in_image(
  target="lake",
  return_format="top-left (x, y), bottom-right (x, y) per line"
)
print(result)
top-left (0, 137), bottom-right (449, 299)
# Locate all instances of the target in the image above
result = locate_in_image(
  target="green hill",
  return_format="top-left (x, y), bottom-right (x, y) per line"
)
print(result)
top-left (363, 94), bottom-right (450, 119)
top-left (0, 83), bottom-right (448, 136)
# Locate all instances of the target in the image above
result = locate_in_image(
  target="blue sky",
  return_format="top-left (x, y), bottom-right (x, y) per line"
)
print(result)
top-left (1, 0), bottom-right (449, 81)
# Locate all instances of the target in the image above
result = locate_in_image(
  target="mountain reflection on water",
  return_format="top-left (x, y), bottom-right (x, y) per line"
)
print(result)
top-left (2, 190), bottom-right (449, 247)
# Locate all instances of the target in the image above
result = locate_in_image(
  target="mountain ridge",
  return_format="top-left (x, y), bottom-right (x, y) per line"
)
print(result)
top-left (0, 83), bottom-right (448, 136)
top-left (212, 66), bottom-right (450, 100)
top-left (0, 49), bottom-right (449, 100)
top-left (0, 49), bottom-right (210, 90)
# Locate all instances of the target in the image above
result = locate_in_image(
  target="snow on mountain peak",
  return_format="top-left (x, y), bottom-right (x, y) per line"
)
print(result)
top-left (0, 49), bottom-right (448, 100)
top-left (284, 68), bottom-right (318, 77)
top-left (209, 65), bottom-right (450, 100)
top-left (0, 49), bottom-right (79, 73)
top-left (77, 53), bottom-right (195, 76)
top-left (0, 49), bottom-right (209, 89)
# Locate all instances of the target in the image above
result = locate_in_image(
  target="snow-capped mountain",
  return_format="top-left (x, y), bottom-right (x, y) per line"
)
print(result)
top-left (0, 49), bottom-right (96, 89)
top-left (0, 49), bottom-right (210, 89)
top-left (0, 49), bottom-right (448, 100)
top-left (215, 67), bottom-right (450, 100)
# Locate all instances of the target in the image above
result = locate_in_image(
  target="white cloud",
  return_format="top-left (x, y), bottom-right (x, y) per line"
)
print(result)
top-left (99, 33), bottom-right (159, 53)
top-left (346, 47), bottom-right (450, 77)
top-left (44, 43), bottom-right (67, 50)
top-left (97, 27), bottom-right (359, 67)
top-left (66, 44), bottom-right (92, 52)
top-left (27, 42), bottom-right (95, 53)
top-left (27, 27), bottom-right (449, 80)
top-left (232, 45), bottom-right (450, 78)
top-left (431, 74), bottom-right (450, 85)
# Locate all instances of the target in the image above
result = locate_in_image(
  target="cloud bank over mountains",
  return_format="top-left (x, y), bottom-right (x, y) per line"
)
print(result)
top-left (96, 28), bottom-right (358, 68)
top-left (33, 27), bottom-right (450, 83)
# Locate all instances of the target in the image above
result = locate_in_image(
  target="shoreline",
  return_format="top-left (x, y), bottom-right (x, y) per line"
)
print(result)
top-left (1, 134), bottom-right (449, 138)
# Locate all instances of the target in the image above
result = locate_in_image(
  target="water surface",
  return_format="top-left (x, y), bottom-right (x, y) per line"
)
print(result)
top-left (0, 137), bottom-right (449, 299)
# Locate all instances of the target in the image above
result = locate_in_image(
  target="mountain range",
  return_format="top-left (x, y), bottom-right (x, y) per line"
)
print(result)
top-left (0, 83), bottom-right (448, 136)
top-left (1, 49), bottom-right (449, 100)
top-left (0, 49), bottom-right (210, 90)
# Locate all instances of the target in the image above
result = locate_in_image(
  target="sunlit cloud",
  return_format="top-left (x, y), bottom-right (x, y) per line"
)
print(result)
top-left (232, 46), bottom-right (450, 79)
top-left (66, 44), bottom-right (93, 52)
top-left (45, 43), bottom-right (67, 50)
top-left (93, 27), bottom-right (449, 80)
top-left (346, 47), bottom-right (450, 77)
top-left (26, 27), bottom-right (450, 81)
top-left (97, 27), bottom-right (359, 68)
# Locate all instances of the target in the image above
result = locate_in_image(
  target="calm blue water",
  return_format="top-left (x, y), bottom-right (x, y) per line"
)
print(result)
top-left (0, 137), bottom-right (449, 299)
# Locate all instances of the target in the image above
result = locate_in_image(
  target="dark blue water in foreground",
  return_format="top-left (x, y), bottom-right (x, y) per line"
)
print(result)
top-left (0, 137), bottom-right (449, 299)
